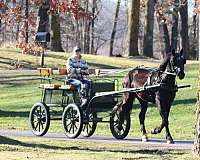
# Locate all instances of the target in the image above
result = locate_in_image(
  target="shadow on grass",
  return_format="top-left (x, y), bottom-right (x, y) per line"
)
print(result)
top-left (0, 110), bottom-right (29, 118)
top-left (172, 98), bottom-right (197, 106)
top-left (45, 54), bottom-right (121, 69)
top-left (87, 62), bottom-right (120, 69)
top-left (95, 97), bottom-right (197, 113)
top-left (0, 135), bottom-right (184, 156)
top-left (0, 56), bottom-right (37, 70)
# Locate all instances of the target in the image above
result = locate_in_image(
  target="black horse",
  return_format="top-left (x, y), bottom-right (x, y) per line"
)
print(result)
top-left (113, 49), bottom-right (186, 144)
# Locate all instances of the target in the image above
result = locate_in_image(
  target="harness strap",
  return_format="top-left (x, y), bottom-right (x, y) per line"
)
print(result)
top-left (163, 71), bottom-right (176, 76)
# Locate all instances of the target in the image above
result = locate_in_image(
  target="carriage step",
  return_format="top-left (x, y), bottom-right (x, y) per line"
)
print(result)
top-left (93, 117), bottom-right (103, 122)
top-left (50, 117), bottom-right (62, 120)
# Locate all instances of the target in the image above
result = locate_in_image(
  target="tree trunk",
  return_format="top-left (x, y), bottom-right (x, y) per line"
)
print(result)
top-left (25, 0), bottom-right (29, 43)
top-left (143, 0), bottom-right (155, 57)
top-left (50, 12), bottom-right (64, 52)
top-left (36, 1), bottom-right (50, 66)
top-left (192, 13), bottom-right (197, 59)
top-left (109, 0), bottom-right (121, 57)
top-left (171, 0), bottom-right (179, 51)
top-left (83, 1), bottom-right (90, 54)
top-left (90, 0), bottom-right (96, 54)
top-left (37, 2), bottom-right (50, 32)
top-left (193, 69), bottom-right (200, 155)
top-left (127, 0), bottom-right (140, 56)
top-left (157, 19), bottom-right (171, 58)
top-left (179, 0), bottom-right (189, 58)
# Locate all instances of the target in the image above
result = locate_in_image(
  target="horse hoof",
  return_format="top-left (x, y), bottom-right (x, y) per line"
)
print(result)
top-left (142, 135), bottom-right (148, 142)
top-left (151, 128), bottom-right (157, 134)
top-left (166, 140), bottom-right (174, 144)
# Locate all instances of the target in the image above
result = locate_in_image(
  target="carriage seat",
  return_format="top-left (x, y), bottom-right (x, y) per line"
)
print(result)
top-left (58, 68), bottom-right (77, 91)
top-left (58, 68), bottom-right (101, 91)
top-left (38, 68), bottom-right (61, 89)
top-left (58, 68), bottom-right (100, 91)
top-left (38, 68), bottom-right (100, 90)
top-left (37, 68), bottom-right (75, 90)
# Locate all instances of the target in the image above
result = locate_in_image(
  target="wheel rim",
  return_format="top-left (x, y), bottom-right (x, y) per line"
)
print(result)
top-left (63, 104), bottom-right (82, 138)
top-left (110, 111), bottom-right (130, 139)
top-left (113, 112), bottom-right (126, 135)
top-left (30, 104), bottom-right (48, 134)
top-left (82, 111), bottom-right (97, 137)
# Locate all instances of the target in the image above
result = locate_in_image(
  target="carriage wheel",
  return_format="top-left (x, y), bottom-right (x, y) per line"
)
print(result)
top-left (62, 103), bottom-right (83, 138)
top-left (110, 111), bottom-right (130, 139)
top-left (81, 110), bottom-right (97, 137)
top-left (29, 102), bottom-right (50, 136)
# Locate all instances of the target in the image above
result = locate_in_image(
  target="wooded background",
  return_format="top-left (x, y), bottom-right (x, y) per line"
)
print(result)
top-left (0, 0), bottom-right (197, 59)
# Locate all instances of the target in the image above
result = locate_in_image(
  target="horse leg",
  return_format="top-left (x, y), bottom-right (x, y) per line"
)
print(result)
top-left (113, 93), bottom-right (134, 130)
top-left (151, 96), bottom-right (174, 144)
top-left (164, 107), bottom-right (174, 144)
top-left (138, 99), bottom-right (148, 142)
top-left (156, 107), bottom-right (174, 144)
top-left (113, 92), bottom-right (134, 113)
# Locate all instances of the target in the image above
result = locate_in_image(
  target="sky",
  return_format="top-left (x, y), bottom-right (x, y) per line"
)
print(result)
top-left (188, 0), bottom-right (195, 16)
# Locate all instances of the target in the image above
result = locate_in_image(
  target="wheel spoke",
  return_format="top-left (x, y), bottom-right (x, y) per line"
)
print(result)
top-left (33, 120), bottom-right (38, 123)
top-left (41, 110), bottom-right (46, 117)
top-left (67, 121), bottom-right (72, 127)
top-left (114, 122), bottom-right (118, 127)
top-left (33, 113), bottom-right (38, 117)
top-left (121, 126), bottom-right (125, 132)
top-left (68, 123), bottom-right (73, 133)
top-left (86, 124), bottom-right (89, 133)
top-left (34, 121), bottom-right (39, 130)
top-left (41, 117), bottom-right (46, 123)
top-left (88, 123), bottom-right (92, 129)
top-left (72, 124), bottom-right (75, 134)
top-left (74, 123), bottom-right (78, 130)
top-left (38, 121), bottom-right (41, 132)
top-left (41, 121), bottom-right (44, 129)
top-left (39, 106), bottom-right (42, 115)
top-left (83, 124), bottom-right (86, 132)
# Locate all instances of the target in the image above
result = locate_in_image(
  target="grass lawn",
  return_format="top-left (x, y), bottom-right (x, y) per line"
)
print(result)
top-left (0, 47), bottom-right (170, 69)
top-left (0, 136), bottom-right (199, 160)
top-left (0, 48), bottom-right (199, 159)
top-left (0, 48), bottom-right (198, 140)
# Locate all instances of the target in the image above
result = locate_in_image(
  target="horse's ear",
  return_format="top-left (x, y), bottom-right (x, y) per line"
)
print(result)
top-left (180, 48), bottom-right (184, 56)
top-left (172, 49), bottom-right (176, 55)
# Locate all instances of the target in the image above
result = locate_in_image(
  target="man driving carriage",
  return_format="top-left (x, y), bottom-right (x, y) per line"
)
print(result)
top-left (66, 46), bottom-right (91, 107)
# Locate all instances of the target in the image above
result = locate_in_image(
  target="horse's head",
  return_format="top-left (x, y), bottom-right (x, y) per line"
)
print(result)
top-left (170, 49), bottom-right (186, 80)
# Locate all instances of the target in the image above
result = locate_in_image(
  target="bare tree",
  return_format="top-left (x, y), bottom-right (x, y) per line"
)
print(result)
top-left (127, 0), bottom-right (140, 56)
top-left (155, 1), bottom-right (171, 58)
top-left (109, 0), bottom-right (121, 56)
top-left (143, 0), bottom-right (155, 57)
top-left (171, 0), bottom-right (179, 50)
top-left (179, 0), bottom-right (189, 58)
top-left (51, 12), bottom-right (64, 52)
top-left (37, 1), bottom-right (50, 32)
top-left (25, 0), bottom-right (29, 43)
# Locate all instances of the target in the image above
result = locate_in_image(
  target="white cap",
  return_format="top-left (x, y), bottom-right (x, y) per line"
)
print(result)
top-left (73, 46), bottom-right (81, 53)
